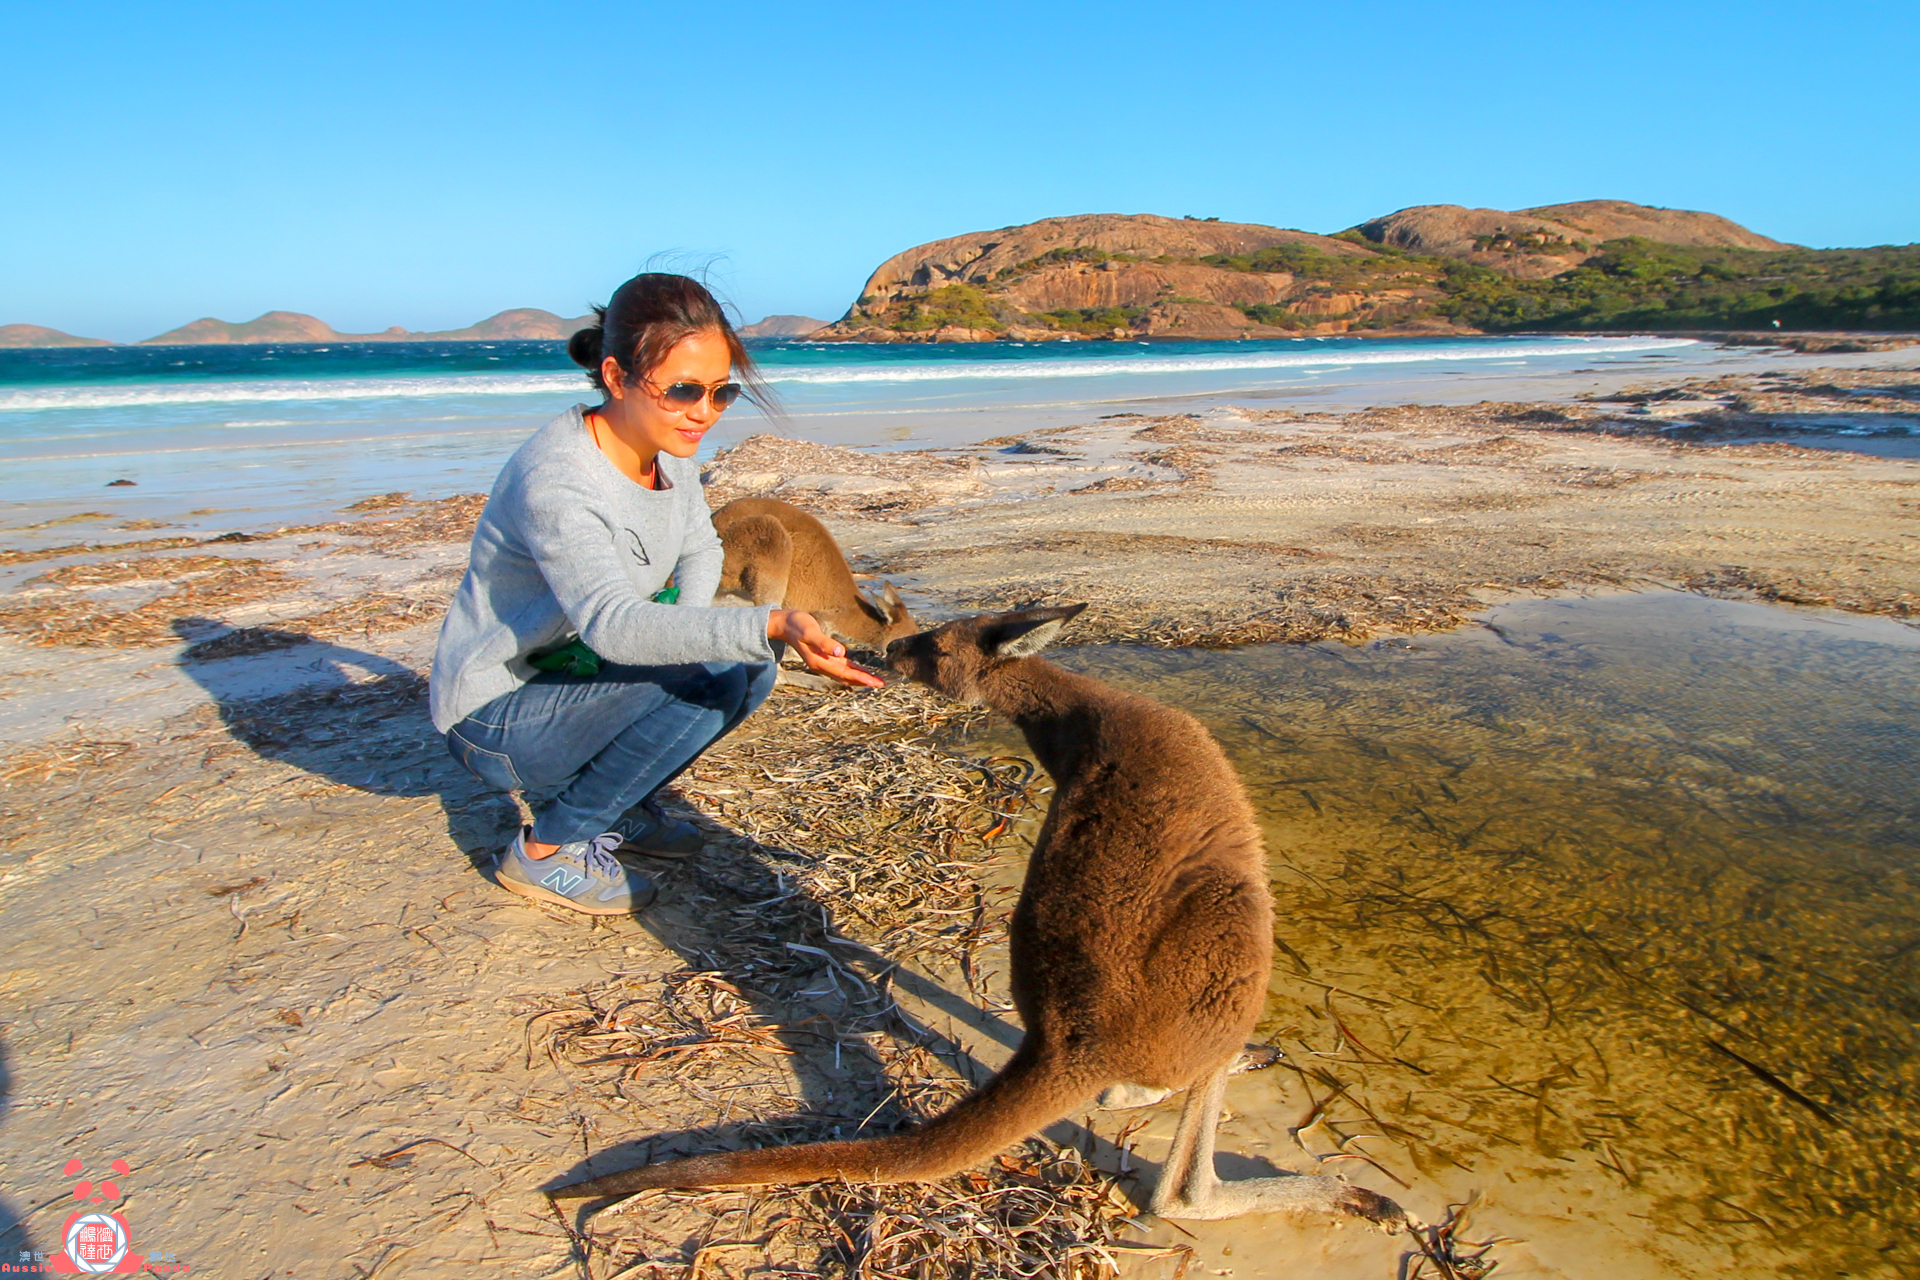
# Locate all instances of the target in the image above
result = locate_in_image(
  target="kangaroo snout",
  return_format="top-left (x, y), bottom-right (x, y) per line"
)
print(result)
top-left (884, 605), bottom-right (1088, 702)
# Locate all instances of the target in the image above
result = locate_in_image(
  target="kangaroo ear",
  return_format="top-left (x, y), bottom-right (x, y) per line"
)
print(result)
top-left (985, 604), bottom-right (1087, 659)
top-left (879, 582), bottom-right (909, 623)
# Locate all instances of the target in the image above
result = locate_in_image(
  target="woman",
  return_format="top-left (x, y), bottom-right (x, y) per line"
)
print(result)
top-left (430, 273), bottom-right (882, 916)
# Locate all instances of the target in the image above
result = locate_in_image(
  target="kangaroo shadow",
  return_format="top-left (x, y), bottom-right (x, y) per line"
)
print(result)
top-left (167, 623), bottom-right (1135, 1233)
top-left (0, 1038), bottom-right (47, 1263)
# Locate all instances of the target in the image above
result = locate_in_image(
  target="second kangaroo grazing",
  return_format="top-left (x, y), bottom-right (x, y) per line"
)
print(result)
top-left (552, 604), bottom-right (1405, 1229)
top-left (713, 497), bottom-right (915, 652)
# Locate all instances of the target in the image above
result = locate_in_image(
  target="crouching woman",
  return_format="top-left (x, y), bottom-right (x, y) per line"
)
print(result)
top-left (429, 273), bottom-right (882, 915)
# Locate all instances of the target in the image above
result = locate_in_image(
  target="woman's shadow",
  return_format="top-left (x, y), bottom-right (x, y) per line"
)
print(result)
top-left (170, 618), bottom-right (520, 868)
top-left (165, 620), bottom-right (1067, 1230)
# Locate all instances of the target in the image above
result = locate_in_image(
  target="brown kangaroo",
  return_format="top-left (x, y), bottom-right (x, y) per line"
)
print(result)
top-left (713, 497), bottom-right (915, 652)
top-left (551, 605), bottom-right (1404, 1228)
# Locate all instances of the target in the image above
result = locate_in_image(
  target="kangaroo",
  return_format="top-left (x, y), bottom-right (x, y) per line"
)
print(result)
top-left (713, 497), bottom-right (915, 653)
top-left (551, 604), bottom-right (1404, 1229)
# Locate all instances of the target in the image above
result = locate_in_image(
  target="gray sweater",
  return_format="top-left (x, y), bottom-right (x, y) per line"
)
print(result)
top-left (429, 405), bottom-right (773, 733)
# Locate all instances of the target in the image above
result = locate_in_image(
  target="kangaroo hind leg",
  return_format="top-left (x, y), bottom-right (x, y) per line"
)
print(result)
top-left (1149, 1061), bottom-right (1404, 1227)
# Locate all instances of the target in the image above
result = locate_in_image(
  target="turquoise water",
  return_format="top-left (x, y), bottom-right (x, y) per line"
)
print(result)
top-left (0, 333), bottom-right (1774, 531)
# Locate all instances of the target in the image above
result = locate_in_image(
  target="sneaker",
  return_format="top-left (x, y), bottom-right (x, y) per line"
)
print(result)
top-left (496, 828), bottom-right (657, 915)
top-left (613, 797), bottom-right (707, 860)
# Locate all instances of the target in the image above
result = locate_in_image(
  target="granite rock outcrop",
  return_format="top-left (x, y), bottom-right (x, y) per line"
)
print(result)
top-left (812, 213), bottom-right (1441, 343)
top-left (814, 202), bottom-right (1803, 342)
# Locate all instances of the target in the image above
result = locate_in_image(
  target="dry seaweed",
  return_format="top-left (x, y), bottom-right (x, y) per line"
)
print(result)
top-left (28, 554), bottom-right (247, 589)
top-left (0, 534), bottom-right (205, 567)
top-left (700, 435), bottom-right (985, 518)
top-left (0, 560), bottom-right (295, 648)
top-left (0, 737), bottom-right (138, 783)
top-left (302, 493), bottom-right (488, 548)
top-left (518, 682), bottom-right (1176, 1279)
top-left (179, 590), bottom-right (454, 660)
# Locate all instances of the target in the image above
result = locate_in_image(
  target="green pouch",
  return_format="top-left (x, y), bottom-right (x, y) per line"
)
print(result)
top-left (527, 637), bottom-right (601, 678)
top-left (526, 585), bottom-right (678, 678)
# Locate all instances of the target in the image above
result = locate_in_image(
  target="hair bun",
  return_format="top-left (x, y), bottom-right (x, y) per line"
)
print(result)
top-left (568, 324), bottom-right (604, 370)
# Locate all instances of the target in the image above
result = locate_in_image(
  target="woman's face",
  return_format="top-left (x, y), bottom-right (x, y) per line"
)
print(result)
top-left (602, 328), bottom-right (735, 459)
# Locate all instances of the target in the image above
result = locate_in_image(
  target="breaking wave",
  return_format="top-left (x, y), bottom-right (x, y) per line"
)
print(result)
top-left (0, 336), bottom-right (1698, 412)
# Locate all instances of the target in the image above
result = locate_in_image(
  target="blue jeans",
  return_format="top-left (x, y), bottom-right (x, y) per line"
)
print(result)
top-left (445, 660), bottom-right (776, 845)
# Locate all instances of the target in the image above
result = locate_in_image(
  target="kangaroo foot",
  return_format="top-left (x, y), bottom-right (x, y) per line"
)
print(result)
top-left (1097, 1082), bottom-right (1174, 1110)
top-left (1155, 1173), bottom-right (1404, 1227)
top-left (1230, 1044), bottom-right (1285, 1074)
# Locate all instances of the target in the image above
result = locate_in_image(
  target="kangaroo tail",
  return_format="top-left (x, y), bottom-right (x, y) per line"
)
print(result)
top-left (550, 1039), bottom-right (1094, 1200)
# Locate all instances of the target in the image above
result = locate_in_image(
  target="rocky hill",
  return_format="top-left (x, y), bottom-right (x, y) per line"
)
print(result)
top-left (812, 202), bottom-right (1894, 341)
top-left (812, 213), bottom-right (1455, 342)
top-left (1350, 200), bottom-right (1794, 279)
top-left (0, 323), bottom-right (110, 348)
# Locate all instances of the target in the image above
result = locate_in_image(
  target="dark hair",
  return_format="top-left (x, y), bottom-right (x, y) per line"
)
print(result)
top-left (567, 273), bottom-right (772, 410)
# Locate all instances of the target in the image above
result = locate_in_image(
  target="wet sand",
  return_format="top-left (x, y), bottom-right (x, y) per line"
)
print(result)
top-left (1, 363), bottom-right (1916, 1277)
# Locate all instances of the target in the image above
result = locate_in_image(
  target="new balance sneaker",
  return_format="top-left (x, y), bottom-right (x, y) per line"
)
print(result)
top-left (496, 828), bottom-right (657, 915)
top-left (613, 796), bottom-right (707, 860)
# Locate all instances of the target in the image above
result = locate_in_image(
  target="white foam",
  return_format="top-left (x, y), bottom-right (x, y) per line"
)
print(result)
top-left (0, 336), bottom-right (1700, 413)
top-left (0, 372), bottom-right (587, 413)
top-left (761, 337), bottom-right (1701, 386)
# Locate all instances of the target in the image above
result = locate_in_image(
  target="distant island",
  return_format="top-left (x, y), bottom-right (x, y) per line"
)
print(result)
top-left (810, 200), bottom-right (1919, 342)
top-left (0, 306), bottom-right (603, 349)
top-left (0, 307), bottom-right (832, 349)
top-left (739, 314), bottom-right (828, 339)
top-left (0, 323), bottom-right (114, 348)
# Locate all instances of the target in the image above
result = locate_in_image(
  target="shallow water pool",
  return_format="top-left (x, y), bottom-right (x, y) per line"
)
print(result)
top-left (1047, 592), bottom-right (1920, 1278)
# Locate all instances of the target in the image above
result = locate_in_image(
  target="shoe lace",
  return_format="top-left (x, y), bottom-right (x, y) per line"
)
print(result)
top-left (581, 832), bottom-right (625, 882)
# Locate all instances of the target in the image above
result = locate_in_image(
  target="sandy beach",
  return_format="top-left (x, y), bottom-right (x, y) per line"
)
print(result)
top-left (2, 359), bottom-right (1917, 1278)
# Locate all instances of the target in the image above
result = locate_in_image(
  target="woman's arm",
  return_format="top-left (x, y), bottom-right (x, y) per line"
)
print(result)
top-left (512, 469), bottom-right (773, 669)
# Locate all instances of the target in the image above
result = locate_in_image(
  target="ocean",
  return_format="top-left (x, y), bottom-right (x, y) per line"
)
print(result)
top-left (0, 333), bottom-right (1828, 534)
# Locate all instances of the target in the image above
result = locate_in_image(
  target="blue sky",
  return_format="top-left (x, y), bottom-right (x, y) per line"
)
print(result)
top-left (2, 0), bottom-right (1915, 341)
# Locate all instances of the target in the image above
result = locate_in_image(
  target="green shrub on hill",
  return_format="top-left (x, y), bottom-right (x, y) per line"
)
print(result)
top-left (1036, 306), bottom-right (1149, 335)
top-left (993, 247), bottom-right (1154, 282)
top-left (1238, 304), bottom-right (1308, 330)
top-left (1470, 231), bottom-right (1589, 255)
top-left (1198, 242), bottom-right (1431, 291)
top-left (1436, 239), bottom-right (1920, 331)
top-left (884, 284), bottom-right (1007, 333)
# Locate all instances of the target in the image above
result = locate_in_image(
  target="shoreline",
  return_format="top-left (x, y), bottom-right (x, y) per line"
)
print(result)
top-left (11, 325), bottom-right (1916, 352)
top-left (3, 360), bottom-right (1916, 706)
top-left (5, 340), bottom-right (1916, 547)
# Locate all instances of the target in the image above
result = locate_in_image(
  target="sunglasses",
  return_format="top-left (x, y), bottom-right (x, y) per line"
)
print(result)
top-left (647, 378), bottom-right (744, 411)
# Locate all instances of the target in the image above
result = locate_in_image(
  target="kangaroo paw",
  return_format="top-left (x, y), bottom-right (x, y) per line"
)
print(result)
top-left (1097, 1082), bottom-right (1174, 1110)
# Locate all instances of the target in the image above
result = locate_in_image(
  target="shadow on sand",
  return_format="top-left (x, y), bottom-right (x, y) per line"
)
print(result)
top-left (165, 622), bottom-right (1154, 1234)
top-left (0, 1040), bottom-right (50, 1265)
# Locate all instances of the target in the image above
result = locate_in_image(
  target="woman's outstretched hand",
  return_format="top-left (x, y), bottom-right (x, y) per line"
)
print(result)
top-left (768, 609), bottom-right (886, 688)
